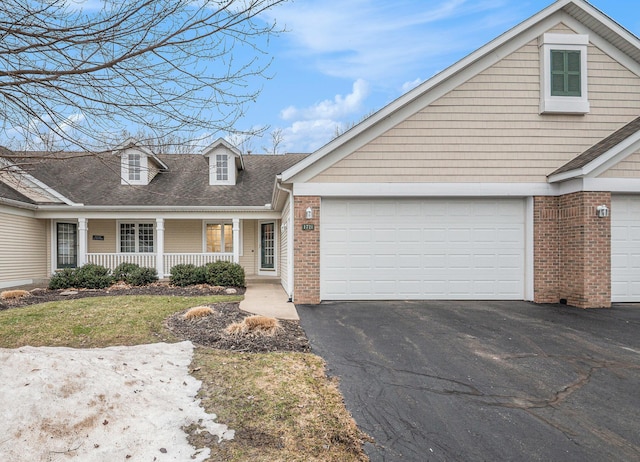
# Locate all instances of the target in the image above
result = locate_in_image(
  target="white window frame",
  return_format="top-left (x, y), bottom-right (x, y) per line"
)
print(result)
top-left (202, 221), bottom-right (241, 254)
top-left (539, 33), bottom-right (590, 114)
top-left (121, 151), bottom-right (149, 185)
top-left (208, 152), bottom-right (236, 185)
top-left (116, 221), bottom-right (156, 253)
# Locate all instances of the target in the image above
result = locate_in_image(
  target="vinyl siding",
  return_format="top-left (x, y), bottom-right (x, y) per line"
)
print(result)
top-left (599, 150), bottom-right (640, 178)
top-left (312, 24), bottom-right (640, 183)
top-left (240, 220), bottom-right (257, 275)
top-left (164, 220), bottom-right (202, 253)
top-left (0, 208), bottom-right (47, 286)
top-left (87, 220), bottom-right (117, 253)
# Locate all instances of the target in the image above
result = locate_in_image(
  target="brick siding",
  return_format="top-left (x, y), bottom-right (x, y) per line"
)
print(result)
top-left (293, 196), bottom-right (321, 304)
top-left (534, 192), bottom-right (611, 308)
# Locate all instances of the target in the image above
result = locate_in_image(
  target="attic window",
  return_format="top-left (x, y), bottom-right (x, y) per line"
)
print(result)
top-left (216, 154), bottom-right (228, 181)
top-left (128, 153), bottom-right (141, 181)
top-left (539, 33), bottom-right (589, 114)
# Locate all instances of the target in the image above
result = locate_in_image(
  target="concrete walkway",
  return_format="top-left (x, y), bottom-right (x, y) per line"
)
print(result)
top-left (239, 279), bottom-right (299, 320)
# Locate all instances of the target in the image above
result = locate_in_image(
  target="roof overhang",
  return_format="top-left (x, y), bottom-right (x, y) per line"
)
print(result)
top-left (548, 130), bottom-right (640, 183)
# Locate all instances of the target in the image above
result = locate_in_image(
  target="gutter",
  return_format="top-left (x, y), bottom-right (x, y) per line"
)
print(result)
top-left (0, 197), bottom-right (38, 210)
top-left (275, 175), bottom-right (294, 302)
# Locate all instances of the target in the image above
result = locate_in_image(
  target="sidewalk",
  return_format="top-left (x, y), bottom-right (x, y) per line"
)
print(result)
top-left (239, 279), bottom-right (299, 320)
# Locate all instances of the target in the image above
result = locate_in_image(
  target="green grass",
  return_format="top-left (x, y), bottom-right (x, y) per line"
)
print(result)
top-left (0, 295), bottom-right (241, 348)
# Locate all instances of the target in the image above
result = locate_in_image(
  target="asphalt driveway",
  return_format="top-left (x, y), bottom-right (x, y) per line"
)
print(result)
top-left (297, 301), bottom-right (640, 462)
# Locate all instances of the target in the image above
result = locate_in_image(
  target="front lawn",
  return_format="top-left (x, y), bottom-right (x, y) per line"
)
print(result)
top-left (0, 295), bottom-right (368, 461)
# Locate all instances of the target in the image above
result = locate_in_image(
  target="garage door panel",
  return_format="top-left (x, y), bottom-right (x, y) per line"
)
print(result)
top-left (612, 196), bottom-right (640, 302)
top-left (321, 198), bottom-right (525, 300)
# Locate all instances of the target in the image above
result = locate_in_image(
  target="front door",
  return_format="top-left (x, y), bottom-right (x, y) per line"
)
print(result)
top-left (57, 222), bottom-right (78, 268)
top-left (260, 222), bottom-right (275, 271)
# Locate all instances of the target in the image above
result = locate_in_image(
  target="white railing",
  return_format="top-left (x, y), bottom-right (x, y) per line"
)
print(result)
top-left (164, 253), bottom-right (234, 270)
top-left (87, 253), bottom-right (157, 270)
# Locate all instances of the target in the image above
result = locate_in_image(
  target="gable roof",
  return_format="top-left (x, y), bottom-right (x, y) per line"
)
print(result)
top-left (548, 116), bottom-right (640, 182)
top-left (0, 152), bottom-right (307, 208)
top-left (202, 138), bottom-right (245, 170)
top-left (0, 180), bottom-right (35, 205)
top-left (113, 138), bottom-right (169, 171)
top-left (280, 0), bottom-right (640, 184)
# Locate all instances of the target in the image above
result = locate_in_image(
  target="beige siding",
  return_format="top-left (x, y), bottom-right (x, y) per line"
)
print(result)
top-left (164, 220), bottom-right (202, 253)
top-left (240, 220), bottom-right (257, 275)
top-left (312, 24), bottom-right (640, 183)
top-left (0, 208), bottom-right (47, 286)
top-left (87, 220), bottom-right (117, 253)
top-left (599, 150), bottom-right (640, 178)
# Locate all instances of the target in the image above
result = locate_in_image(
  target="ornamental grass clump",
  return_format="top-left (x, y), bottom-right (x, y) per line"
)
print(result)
top-left (225, 315), bottom-right (282, 337)
top-left (183, 306), bottom-right (214, 319)
top-left (0, 290), bottom-right (30, 300)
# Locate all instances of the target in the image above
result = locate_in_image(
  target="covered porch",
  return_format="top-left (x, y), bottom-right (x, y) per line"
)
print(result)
top-left (48, 216), bottom-right (279, 279)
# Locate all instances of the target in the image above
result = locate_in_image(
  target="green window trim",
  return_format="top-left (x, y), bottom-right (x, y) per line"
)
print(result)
top-left (550, 50), bottom-right (581, 97)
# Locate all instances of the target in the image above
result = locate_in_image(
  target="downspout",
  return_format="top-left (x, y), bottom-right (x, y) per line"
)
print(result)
top-left (275, 177), bottom-right (294, 302)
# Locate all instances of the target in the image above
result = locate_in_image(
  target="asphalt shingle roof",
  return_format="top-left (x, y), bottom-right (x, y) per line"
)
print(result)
top-left (551, 116), bottom-right (640, 176)
top-left (0, 151), bottom-right (307, 207)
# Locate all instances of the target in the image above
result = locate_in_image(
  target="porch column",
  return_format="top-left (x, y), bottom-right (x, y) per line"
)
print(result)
top-left (232, 218), bottom-right (240, 264)
top-left (78, 218), bottom-right (87, 267)
top-left (156, 218), bottom-right (165, 278)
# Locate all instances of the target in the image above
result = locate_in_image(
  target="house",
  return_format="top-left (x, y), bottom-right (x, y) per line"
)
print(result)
top-left (1, 0), bottom-right (640, 308)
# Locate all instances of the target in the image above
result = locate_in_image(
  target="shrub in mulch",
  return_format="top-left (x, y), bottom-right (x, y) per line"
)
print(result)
top-left (0, 290), bottom-right (30, 300)
top-left (166, 303), bottom-right (309, 353)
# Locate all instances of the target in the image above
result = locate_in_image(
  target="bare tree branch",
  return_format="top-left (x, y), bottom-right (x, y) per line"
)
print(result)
top-left (0, 0), bottom-right (287, 155)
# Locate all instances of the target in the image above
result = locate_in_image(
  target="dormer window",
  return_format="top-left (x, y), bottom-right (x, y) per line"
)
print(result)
top-left (539, 33), bottom-right (589, 114)
top-left (203, 138), bottom-right (244, 186)
top-left (216, 154), bottom-right (229, 181)
top-left (121, 151), bottom-right (147, 185)
top-left (128, 153), bottom-right (142, 182)
top-left (116, 141), bottom-right (167, 186)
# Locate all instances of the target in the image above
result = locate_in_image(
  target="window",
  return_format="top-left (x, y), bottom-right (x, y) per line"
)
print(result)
top-left (539, 33), bottom-right (589, 114)
top-left (551, 50), bottom-right (581, 96)
top-left (128, 153), bottom-right (141, 181)
top-left (57, 222), bottom-right (77, 268)
top-left (119, 222), bottom-right (154, 253)
top-left (206, 223), bottom-right (233, 253)
top-left (216, 154), bottom-right (228, 181)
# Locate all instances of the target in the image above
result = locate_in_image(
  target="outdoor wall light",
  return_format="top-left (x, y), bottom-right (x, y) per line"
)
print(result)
top-left (306, 207), bottom-right (313, 219)
top-left (596, 205), bottom-right (610, 218)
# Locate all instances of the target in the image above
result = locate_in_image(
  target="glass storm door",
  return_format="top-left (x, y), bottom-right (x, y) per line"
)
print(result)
top-left (57, 222), bottom-right (77, 268)
top-left (260, 222), bottom-right (275, 270)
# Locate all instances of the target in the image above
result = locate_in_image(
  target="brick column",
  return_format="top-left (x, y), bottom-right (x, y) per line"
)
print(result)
top-left (533, 196), bottom-right (560, 303)
top-left (558, 192), bottom-right (611, 308)
top-left (533, 192), bottom-right (611, 308)
top-left (293, 196), bottom-right (321, 304)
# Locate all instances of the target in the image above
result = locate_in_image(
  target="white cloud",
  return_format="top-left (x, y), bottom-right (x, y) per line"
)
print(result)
top-left (266, 0), bottom-right (513, 82)
top-left (401, 78), bottom-right (424, 93)
top-left (280, 79), bottom-right (370, 121)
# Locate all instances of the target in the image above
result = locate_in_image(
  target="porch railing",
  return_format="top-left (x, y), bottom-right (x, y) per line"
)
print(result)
top-left (87, 253), bottom-right (156, 270)
top-left (164, 253), bottom-right (234, 269)
top-left (86, 252), bottom-right (234, 278)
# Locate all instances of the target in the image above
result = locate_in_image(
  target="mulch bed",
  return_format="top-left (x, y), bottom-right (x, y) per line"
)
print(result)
top-left (165, 304), bottom-right (310, 353)
top-left (0, 283), bottom-right (310, 353)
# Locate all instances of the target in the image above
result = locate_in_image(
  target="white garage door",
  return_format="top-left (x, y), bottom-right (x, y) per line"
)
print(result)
top-left (612, 195), bottom-right (640, 302)
top-left (321, 198), bottom-right (525, 300)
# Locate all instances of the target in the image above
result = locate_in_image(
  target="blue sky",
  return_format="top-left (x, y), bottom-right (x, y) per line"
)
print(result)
top-left (234, 0), bottom-right (640, 153)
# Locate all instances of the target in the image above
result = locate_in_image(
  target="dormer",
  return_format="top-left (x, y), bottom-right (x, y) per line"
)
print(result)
top-left (114, 139), bottom-right (168, 186)
top-left (202, 138), bottom-right (244, 186)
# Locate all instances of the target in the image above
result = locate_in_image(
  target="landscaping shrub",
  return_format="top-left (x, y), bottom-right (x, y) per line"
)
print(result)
top-left (203, 261), bottom-right (245, 287)
top-left (170, 264), bottom-right (202, 287)
top-left (113, 262), bottom-right (141, 282)
top-left (73, 264), bottom-right (113, 289)
top-left (48, 268), bottom-right (77, 290)
top-left (113, 263), bottom-right (158, 286)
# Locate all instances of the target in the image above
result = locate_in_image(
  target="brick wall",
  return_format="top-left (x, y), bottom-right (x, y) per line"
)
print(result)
top-left (293, 196), bottom-right (321, 304)
top-left (534, 192), bottom-right (611, 308)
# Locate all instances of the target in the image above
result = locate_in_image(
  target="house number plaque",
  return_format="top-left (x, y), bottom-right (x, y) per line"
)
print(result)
top-left (302, 224), bottom-right (315, 231)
